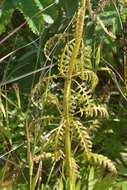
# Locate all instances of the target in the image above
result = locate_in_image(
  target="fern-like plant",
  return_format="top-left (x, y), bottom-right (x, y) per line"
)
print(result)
top-left (39, 0), bottom-right (118, 189)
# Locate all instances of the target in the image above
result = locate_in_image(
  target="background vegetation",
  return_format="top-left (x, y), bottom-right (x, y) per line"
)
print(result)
top-left (0, 0), bottom-right (127, 189)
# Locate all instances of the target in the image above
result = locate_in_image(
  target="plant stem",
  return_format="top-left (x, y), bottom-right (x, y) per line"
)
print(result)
top-left (63, 0), bottom-right (87, 181)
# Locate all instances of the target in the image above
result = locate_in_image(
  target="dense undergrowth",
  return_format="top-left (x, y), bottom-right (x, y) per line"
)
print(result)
top-left (0, 0), bottom-right (127, 189)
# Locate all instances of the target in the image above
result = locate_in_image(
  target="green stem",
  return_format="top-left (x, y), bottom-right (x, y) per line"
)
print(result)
top-left (63, 0), bottom-right (87, 181)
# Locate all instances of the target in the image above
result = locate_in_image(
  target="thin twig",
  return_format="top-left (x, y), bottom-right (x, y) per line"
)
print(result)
top-left (0, 143), bottom-right (24, 159)
top-left (0, 37), bottom-right (40, 63)
top-left (0, 63), bottom-right (57, 86)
